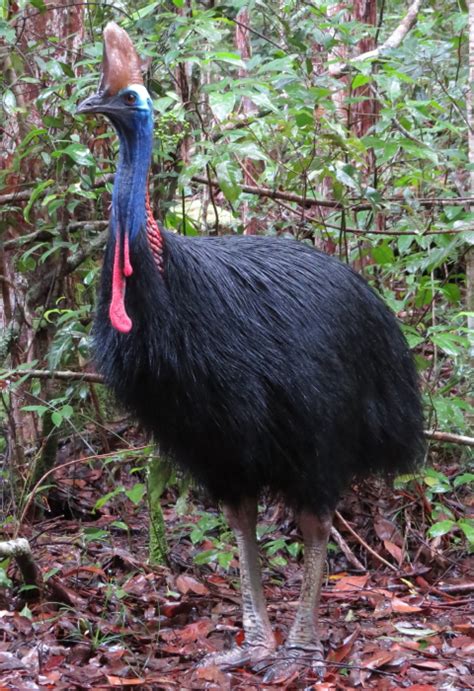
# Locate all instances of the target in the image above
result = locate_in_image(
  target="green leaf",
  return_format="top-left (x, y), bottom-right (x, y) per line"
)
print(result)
top-left (95, 487), bottom-right (124, 510)
top-left (30, 0), bottom-right (47, 10)
top-left (0, 567), bottom-right (13, 589)
top-left (335, 166), bottom-right (358, 190)
top-left (430, 332), bottom-right (467, 357)
top-left (61, 405), bottom-right (74, 419)
top-left (295, 109), bottom-right (314, 128)
top-left (458, 519), bottom-right (474, 544)
top-left (21, 405), bottom-right (49, 416)
top-left (60, 143), bottom-right (95, 166)
top-left (194, 549), bottom-right (217, 565)
top-left (352, 74), bottom-right (371, 89)
top-left (217, 551), bottom-right (234, 569)
top-left (215, 160), bottom-right (241, 204)
top-left (82, 527), bottom-right (109, 542)
top-left (211, 52), bottom-right (245, 67)
top-left (372, 243), bottom-right (395, 265)
top-left (209, 91), bottom-right (236, 121)
top-left (427, 520), bottom-right (455, 538)
top-left (23, 179), bottom-right (54, 223)
top-left (2, 89), bottom-right (16, 115)
top-left (453, 473), bottom-right (474, 488)
top-left (125, 482), bottom-right (146, 505)
top-left (51, 411), bottom-right (63, 427)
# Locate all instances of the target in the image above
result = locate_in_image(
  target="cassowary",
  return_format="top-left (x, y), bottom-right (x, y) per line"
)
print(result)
top-left (77, 23), bottom-right (424, 681)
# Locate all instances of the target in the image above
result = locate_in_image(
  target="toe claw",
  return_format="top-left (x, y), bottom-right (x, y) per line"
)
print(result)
top-left (198, 642), bottom-right (275, 671)
top-left (262, 644), bottom-right (325, 683)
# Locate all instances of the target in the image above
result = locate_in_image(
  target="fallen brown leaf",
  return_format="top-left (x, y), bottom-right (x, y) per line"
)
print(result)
top-left (175, 574), bottom-right (209, 596)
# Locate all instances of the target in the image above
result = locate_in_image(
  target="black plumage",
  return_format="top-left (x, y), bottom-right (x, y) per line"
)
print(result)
top-left (94, 229), bottom-right (424, 512)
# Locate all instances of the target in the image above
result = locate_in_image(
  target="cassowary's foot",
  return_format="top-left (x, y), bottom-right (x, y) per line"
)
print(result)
top-left (260, 642), bottom-right (325, 683)
top-left (199, 640), bottom-right (276, 670)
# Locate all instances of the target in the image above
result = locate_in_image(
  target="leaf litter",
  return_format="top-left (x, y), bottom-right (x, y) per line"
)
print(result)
top-left (0, 450), bottom-right (472, 689)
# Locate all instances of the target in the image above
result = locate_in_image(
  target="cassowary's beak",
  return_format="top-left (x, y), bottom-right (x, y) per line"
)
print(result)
top-left (76, 92), bottom-right (108, 115)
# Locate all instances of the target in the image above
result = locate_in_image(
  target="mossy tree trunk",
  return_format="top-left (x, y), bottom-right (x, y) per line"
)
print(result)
top-left (148, 455), bottom-right (172, 565)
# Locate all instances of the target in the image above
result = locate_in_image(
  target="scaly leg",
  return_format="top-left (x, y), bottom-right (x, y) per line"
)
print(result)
top-left (263, 510), bottom-right (332, 682)
top-left (199, 497), bottom-right (276, 668)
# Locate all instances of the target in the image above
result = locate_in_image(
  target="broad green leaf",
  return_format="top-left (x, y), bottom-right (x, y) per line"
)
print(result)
top-left (352, 74), bottom-right (371, 89)
top-left (453, 473), bottom-right (474, 488)
top-left (295, 109), bottom-right (314, 128)
top-left (427, 520), bottom-right (455, 538)
top-left (215, 160), bottom-right (241, 204)
top-left (125, 482), bottom-right (146, 505)
top-left (2, 89), bottom-right (16, 115)
top-left (372, 244), bottom-right (395, 265)
top-left (458, 519), bottom-right (474, 544)
top-left (209, 91), bottom-right (236, 121)
top-left (60, 143), bottom-right (95, 166)
top-left (51, 411), bottom-right (63, 427)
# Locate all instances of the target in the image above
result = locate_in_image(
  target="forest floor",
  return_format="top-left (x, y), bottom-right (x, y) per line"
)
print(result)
top-left (0, 431), bottom-right (472, 690)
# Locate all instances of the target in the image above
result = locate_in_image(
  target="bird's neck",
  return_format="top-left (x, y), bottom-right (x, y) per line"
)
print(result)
top-left (107, 116), bottom-right (164, 333)
top-left (111, 117), bottom-right (161, 251)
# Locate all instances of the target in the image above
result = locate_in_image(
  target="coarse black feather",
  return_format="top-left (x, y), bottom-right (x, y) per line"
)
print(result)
top-left (93, 229), bottom-right (425, 513)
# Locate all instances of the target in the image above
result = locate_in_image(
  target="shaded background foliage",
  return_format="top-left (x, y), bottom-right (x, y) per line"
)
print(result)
top-left (0, 0), bottom-right (472, 548)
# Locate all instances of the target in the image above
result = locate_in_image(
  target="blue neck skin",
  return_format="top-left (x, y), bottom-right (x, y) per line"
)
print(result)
top-left (110, 111), bottom-right (154, 242)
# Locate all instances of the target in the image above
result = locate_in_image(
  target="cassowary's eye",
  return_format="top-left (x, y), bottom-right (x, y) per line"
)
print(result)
top-left (124, 92), bottom-right (136, 105)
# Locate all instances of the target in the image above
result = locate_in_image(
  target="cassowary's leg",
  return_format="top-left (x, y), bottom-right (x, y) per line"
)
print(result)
top-left (262, 511), bottom-right (332, 682)
top-left (200, 497), bottom-right (276, 668)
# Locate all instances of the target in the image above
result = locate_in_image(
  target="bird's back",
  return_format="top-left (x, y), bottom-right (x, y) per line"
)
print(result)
top-left (94, 231), bottom-right (424, 513)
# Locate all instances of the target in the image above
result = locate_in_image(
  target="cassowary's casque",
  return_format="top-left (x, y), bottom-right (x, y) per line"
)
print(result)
top-left (77, 23), bottom-right (425, 681)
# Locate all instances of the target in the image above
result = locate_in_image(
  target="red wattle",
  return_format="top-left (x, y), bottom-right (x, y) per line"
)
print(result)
top-left (123, 232), bottom-right (133, 277)
top-left (110, 237), bottom-right (132, 333)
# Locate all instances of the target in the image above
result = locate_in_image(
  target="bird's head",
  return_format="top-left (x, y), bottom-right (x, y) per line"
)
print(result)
top-left (77, 23), bottom-right (157, 335)
top-left (77, 22), bottom-right (153, 130)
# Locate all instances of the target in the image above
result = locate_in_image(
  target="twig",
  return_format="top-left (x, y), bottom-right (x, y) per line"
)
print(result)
top-left (191, 175), bottom-right (474, 213)
top-left (0, 174), bottom-right (114, 206)
top-left (330, 526), bottom-right (366, 571)
top-left (211, 109), bottom-right (272, 142)
top-left (335, 510), bottom-right (398, 572)
top-left (3, 221), bottom-right (107, 250)
top-left (330, 0), bottom-right (423, 77)
top-left (425, 429), bottom-right (474, 447)
top-left (2, 368), bottom-right (104, 383)
top-left (437, 581), bottom-right (474, 594)
top-left (27, 230), bottom-right (108, 304)
top-left (17, 445), bottom-right (147, 533)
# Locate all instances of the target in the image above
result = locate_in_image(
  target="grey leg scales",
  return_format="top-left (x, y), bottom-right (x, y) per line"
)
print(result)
top-left (262, 511), bottom-right (332, 682)
top-left (199, 497), bottom-right (276, 668)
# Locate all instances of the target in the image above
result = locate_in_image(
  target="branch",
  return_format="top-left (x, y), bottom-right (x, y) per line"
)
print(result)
top-left (0, 174), bottom-right (114, 207)
top-left (0, 538), bottom-right (42, 596)
top-left (5, 370), bottom-right (473, 446)
top-left (331, 525), bottom-right (365, 571)
top-left (211, 109), bottom-right (272, 142)
top-left (335, 511), bottom-right (398, 572)
top-left (330, 0), bottom-right (423, 78)
top-left (425, 429), bottom-right (474, 447)
top-left (3, 368), bottom-right (104, 383)
top-left (27, 229), bottom-right (108, 304)
top-left (192, 175), bottom-right (474, 216)
top-left (4, 221), bottom-right (107, 251)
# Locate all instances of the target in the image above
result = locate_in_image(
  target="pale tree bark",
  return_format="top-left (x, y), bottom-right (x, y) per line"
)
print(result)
top-left (467, 2), bottom-right (474, 364)
top-left (0, 2), bottom-right (84, 477)
top-left (235, 8), bottom-right (261, 235)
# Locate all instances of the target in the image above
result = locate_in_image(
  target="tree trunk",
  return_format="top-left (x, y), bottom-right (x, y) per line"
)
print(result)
top-left (467, 2), bottom-right (474, 414)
